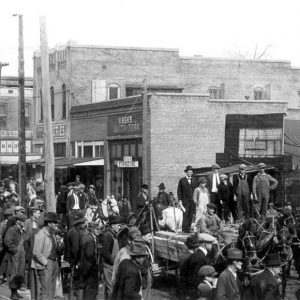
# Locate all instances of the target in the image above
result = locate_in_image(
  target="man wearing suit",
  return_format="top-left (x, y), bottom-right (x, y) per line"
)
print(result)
top-left (182, 233), bottom-right (216, 299)
top-left (250, 253), bottom-right (281, 300)
top-left (215, 248), bottom-right (244, 300)
top-left (207, 164), bottom-right (221, 217)
top-left (177, 165), bottom-right (197, 233)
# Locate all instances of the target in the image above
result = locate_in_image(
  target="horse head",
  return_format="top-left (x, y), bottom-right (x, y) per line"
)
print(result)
top-left (242, 232), bottom-right (259, 265)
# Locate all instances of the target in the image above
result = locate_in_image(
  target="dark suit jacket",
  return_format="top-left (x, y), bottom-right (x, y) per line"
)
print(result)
top-left (207, 172), bottom-right (221, 193)
top-left (177, 177), bottom-right (197, 206)
top-left (250, 269), bottom-right (281, 300)
top-left (215, 268), bottom-right (243, 300)
top-left (82, 232), bottom-right (97, 276)
top-left (184, 248), bottom-right (209, 289)
top-left (66, 192), bottom-right (86, 212)
top-left (111, 259), bottom-right (142, 300)
top-left (65, 227), bottom-right (82, 266)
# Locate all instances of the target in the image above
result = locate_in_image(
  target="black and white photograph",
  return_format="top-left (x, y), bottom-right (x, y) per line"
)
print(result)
top-left (0, 0), bottom-right (300, 299)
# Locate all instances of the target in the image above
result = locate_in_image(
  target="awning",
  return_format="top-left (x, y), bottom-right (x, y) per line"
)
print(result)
top-left (0, 155), bottom-right (42, 165)
top-left (28, 157), bottom-right (104, 167)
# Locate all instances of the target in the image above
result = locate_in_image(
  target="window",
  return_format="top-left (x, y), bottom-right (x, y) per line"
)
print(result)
top-left (0, 104), bottom-right (7, 128)
top-left (108, 84), bottom-right (120, 100)
top-left (75, 141), bottom-right (104, 158)
top-left (83, 145), bottom-right (93, 158)
top-left (39, 90), bottom-right (43, 122)
top-left (54, 142), bottom-right (66, 157)
top-left (25, 104), bottom-right (30, 128)
top-left (298, 90), bottom-right (300, 107)
top-left (208, 87), bottom-right (219, 99)
top-left (50, 87), bottom-right (54, 120)
top-left (254, 87), bottom-right (264, 100)
top-left (62, 84), bottom-right (67, 119)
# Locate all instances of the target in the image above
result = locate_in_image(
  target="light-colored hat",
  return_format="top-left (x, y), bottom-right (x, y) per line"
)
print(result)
top-left (239, 164), bottom-right (247, 170)
top-left (258, 163), bottom-right (267, 169)
top-left (198, 233), bottom-right (216, 243)
top-left (220, 174), bottom-right (228, 180)
top-left (198, 265), bottom-right (217, 277)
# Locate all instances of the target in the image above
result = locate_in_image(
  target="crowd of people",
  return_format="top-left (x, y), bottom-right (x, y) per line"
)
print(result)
top-left (0, 161), bottom-right (286, 300)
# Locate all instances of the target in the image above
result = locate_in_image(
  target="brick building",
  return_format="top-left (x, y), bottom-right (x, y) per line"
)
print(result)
top-left (70, 93), bottom-right (294, 210)
top-left (0, 76), bottom-right (41, 178)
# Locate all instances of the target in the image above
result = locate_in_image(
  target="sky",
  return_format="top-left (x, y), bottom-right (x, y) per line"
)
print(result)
top-left (1, 0), bottom-right (300, 76)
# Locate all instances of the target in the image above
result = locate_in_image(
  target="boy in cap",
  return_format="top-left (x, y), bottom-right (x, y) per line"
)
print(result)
top-left (215, 248), bottom-right (244, 300)
top-left (197, 203), bottom-right (221, 236)
top-left (111, 242), bottom-right (148, 300)
top-left (177, 165), bottom-right (197, 233)
top-left (197, 265), bottom-right (218, 300)
top-left (154, 183), bottom-right (170, 209)
top-left (1, 213), bottom-right (26, 300)
top-left (252, 163), bottom-right (278, 220)
top-left (250, 252), bottom-right (281, 300)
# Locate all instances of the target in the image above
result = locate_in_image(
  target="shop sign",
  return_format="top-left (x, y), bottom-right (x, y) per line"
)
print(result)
top-left (123, 156), bottom-right (132, 162)
top-left (244, 140), bottom-right (267, 150)
top-left (0, 140), bottom-right (31, 153)
top-left (108, 113), bottom-right (142, 136)
top-left (37, 124), bottom-right (66, 139)
top-left (117, 161), bottom-right (139, 168)
top-left (0, 130), bottom-right (32, 138)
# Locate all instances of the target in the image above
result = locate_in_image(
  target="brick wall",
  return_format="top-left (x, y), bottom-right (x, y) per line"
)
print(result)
top-left (148, 94), bottom-right (288, 196)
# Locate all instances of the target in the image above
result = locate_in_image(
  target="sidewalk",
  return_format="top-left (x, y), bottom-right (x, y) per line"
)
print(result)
top-left (0, 283), bottom-right (30, 300)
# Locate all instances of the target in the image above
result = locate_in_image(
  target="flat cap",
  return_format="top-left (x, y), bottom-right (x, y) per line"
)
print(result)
top-left (198, 233), bottom-right (216, 243)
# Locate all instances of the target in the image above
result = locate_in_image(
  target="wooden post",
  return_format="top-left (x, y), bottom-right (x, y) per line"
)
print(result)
top-left (142, 77), bottom-right (148, 187)
top-left (17, 15), bottom-right (27, 207)
top-left (39, 16), bottom-right (55, 211)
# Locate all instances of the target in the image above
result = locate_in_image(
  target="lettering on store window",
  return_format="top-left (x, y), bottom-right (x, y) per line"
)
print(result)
top-left (108, 113), bottom-right (142, 136)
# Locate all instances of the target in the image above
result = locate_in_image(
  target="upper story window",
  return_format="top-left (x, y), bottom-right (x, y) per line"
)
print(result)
top-left (254, 87), bottom-right (264, 100)
top-left (0, 104), bottom-right (7, 128)
top-left (25, 104), bottom-right (30, 128)
top-left (62, 84), bottom-right (67, 119)
top-left (208, 86), bottom-right (219, 99)
top-left (298, 90), bottom-right (300, 107)
top-left (75, 141), bottom-right (104, 158)
top-left (39, 90), bottom-right (43, 123)
top-left (50, 87), bottom-right (54, 120)
top-left (108, 84), bottom-right (120, 100)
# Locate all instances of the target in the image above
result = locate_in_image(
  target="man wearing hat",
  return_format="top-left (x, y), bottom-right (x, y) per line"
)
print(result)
top-left (136, 184), bottom-right (151, 216)
top-left (196, 203), bottom-right (221, 237)
top-left (250, 252), bottom-right (281, 300)
top-left (252, 163), bottom-right (278, 220)
top-left (215, 248), bottom-right (244, 300)
top-left (111, 242), bottom-right (148, 300)
top-left (154, 183), bottom-right (170, 210)
top-left (87, 184), bottom-right (97, 206)
top-left (0, 213), bottom-right (26, 300)
top-left (218, 174), bottom-right (235, 222)
top-left (81, 222), bottom-right (101, 300)
top-left (65, 217), bottom-right (87, 300)
top-left (102, 215), bottom-right (122, 299)
top-left (56, 185), bottom-right (68, 226)
top-left (207, 164), bottom-right (221, 209)
top-left (233, 164), bottom-right (252, 220)
top-left (197, 265), bottom-right (218, 300)
top-left (31, 212), bottom-right (60, 300)
top-left (183, 233), bottom-right (216, 299)
top-left (177, 165), bottom-right (197, 233)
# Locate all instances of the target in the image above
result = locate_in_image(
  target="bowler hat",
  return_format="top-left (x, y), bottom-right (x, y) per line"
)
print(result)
top-left (258, 162), bottom-right (267, 169)
top-left (74, 218), bottom-right (86, 226)
top-left (129, 242), bottom-right (148, 256)
top-left (198, 233), bottom-right (216, 243)
top-left (44, 212), bottom-right (59, 224)
top-left (88, 222), bottom-right (100, 229)
top-left (198, 177), bottom-right (207, 184)
top-left (239, 164), bottom-right (247, 170)
top-left (207, 203), bottom-right (217, 211)
top-left (141, 184), bottom-right (149, 190)
top-left (14, 206), bottom-right (26, 212)
top-left (212, 164), bottom-right (220, 169)
top-left (88, 184), bottom-right (96, 190)
top-left (263, 253), bottom-right (281, 267)
top-left (15, 213), bottom-right (26, 221)
top-left (227, 248), bottom-right (244, 261)
top-left (185, 234), bottom-right (200, 248)
top-left (184, 165), bottom-right (193, 172)
top-left (198, 265), bottom-right (217, 277)
top-left (108, 215), bottom-right (123, 225)
top-left (157, 183), bottom-right (166, 190)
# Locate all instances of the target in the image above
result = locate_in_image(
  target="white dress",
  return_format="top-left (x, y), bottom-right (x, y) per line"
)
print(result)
top-left (193, 186), bottom-right (209, 222)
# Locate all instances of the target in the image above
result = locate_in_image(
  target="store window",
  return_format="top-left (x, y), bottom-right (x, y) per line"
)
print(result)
top-left (0, 104), bottom-right (7, 128)
top-left (50, 87), bottom-right (54, 120)
top-left (254, 87), bottom-right (264, 100)
top-left (62, 84), bottom-right (67, 119)
top-left (108, 84), bottom-right (120, 100)
top-left (54, 142), bottom-right (66, 157)
top-left (75, 141), bottom-right (104, 158)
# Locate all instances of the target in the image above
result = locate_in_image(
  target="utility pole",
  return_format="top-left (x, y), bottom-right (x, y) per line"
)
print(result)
top-left (39, 16), bottom-right (55, 211)
top-left (14, 14), bottom-right (27, 207)
top-left (142, 76), bottom-right (148, 190)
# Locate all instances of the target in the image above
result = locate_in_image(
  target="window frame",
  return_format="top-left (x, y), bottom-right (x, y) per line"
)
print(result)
top-left (25, 103), bottom-right (30, 128)
top-left (0, 103), bottom-right (7, 128)
top-left (208, 86), bottom-right (219, 99)
top-left (50, 87), bottom-right (55, 121)
top-left (108, 83), bottom-right (120, 100)
top-left (253, 86), bottom-right (264, 100)
top-left (62, 84), bottom-right (67, 119)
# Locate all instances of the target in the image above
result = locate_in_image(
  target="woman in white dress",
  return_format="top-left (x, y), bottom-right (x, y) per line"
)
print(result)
top-left (193, 177), bottom-right (209, 225)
